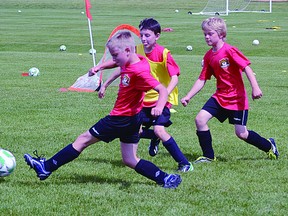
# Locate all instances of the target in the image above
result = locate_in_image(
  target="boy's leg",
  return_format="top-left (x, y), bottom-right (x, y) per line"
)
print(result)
top-left (140, 107), bottom-right (161, 156)
top-left (121, 142), bottom-right (182, 188)
top-left (154, 125), bottom-right (192, 171)
top-left (234, 125), bottom-right (279, 159)
top-left (140, 128), bottom-right (160, 156)
top-left (140, 128), bottom-right (157, 140)
top-left (194, 109), bottom-right (215, 162)
top-left (24, 131), bottom-right (100, 180)
top-left (141, 107), bottom-right (173, 157)
top-left (45, 131), bottom-right (99, 171)
top-left (196, 130), bottom-right (215, 160)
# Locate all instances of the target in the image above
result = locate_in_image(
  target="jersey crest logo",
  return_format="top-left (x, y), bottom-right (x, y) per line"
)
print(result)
top-left (219, 58), bottom-right (230, 68)
top-left (122, 74), bottom-right (130, 86)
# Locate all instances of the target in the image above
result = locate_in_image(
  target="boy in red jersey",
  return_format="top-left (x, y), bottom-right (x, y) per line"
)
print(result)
top-left (181, 17), bottom-right (279, 163)
top-left (24, 31), bottom-right (182, 188)
top-left (97, 18), bottom-right (192, 172)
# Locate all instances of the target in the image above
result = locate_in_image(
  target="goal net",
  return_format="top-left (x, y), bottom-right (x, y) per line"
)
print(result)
top-left (65, 24), bottom-right (141, 92)
top-left (199, 0), bottom-right (272, 15)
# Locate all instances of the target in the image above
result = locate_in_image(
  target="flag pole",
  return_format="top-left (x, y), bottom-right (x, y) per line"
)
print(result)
top-left (87, 18), bottom-right (96, 67)
top-left (85, 0), bottom-right (96, 67)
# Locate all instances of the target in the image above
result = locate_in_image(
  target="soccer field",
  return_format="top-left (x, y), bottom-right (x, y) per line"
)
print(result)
top-left (0, 0), bottom-right (287, 215)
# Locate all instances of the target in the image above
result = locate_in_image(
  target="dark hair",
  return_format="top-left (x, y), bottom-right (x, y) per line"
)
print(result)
top-left (139, 18), bottom-right (161, 34)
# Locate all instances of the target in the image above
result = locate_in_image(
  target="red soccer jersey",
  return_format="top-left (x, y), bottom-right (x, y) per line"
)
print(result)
top-left (110, 55), bottom-right (160, 116)
top-left (199, 43), bottom-right (250, 110)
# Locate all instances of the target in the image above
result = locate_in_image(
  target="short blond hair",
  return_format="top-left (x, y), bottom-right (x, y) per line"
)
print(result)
top-left (106, 31), bottom-right (135, 52)
top-left (202, 17), bottom-right (227, 40)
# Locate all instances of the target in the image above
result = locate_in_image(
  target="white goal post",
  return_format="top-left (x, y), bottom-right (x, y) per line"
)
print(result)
top-left (199, 0), bottom-right (272, 15)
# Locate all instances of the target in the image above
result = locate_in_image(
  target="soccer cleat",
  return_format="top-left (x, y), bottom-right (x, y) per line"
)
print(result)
top-left (177, 162), bottom-right (194, 172)
top-left (194, 156), bottom-right (216, 164)
top-left (162, 174), bottom-right (182, 189)
top-left (24, 150), bottom-right (51, 180)
top-left (148, 138), bottom-right (160, 157)
top-left (267, 138), bottom-right (279, 160)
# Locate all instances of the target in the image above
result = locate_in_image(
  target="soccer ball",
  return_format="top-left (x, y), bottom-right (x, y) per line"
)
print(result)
top-left (28, 67), bottom-right (40, 76)
top-left (252, 39), bottom-right (259, 45)
top-left (186, 45), bottom-right (193, 51)
top-left (89, 48), bottom-right (96, 55)
top-left (59, 45), bottom-right (66, 51)
top-left (0, 149), bottom-right (16, 177)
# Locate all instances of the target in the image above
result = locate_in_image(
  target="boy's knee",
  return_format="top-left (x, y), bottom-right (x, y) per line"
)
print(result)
top-left (195, 114), bottom-right (207, 128)
top-left (122, 158), bottom-right (134, 168)
top-left (73, 131), bottom-right (96, 150)
top-left (235, 131), bottom-right (248, 140)
top-left (153, 127), bottom-right (165, 137)
top-left (122, 157), bottom-right (139, 169)
top-left (234, 125), bottom-right (249, 140)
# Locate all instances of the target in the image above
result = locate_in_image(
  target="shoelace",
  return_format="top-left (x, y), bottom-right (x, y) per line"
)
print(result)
top-left (33, 150), bottom-right (45, 159)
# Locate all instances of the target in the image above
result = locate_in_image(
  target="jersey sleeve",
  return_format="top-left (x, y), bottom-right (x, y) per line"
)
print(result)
top-left (199, 51), bottom-right (213, 80)
top-left (229, 47), bottom-right (251, 71)
top-left (167, 52), bottom-right (180, 77)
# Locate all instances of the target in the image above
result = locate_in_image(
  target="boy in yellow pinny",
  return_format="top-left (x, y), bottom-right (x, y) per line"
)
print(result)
top-left (137, 18), bottom-right (192, 172)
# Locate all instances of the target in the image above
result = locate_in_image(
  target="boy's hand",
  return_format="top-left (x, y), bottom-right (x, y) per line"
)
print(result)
top-left (181, 96), bottom-right (190, 107)
top-left (98, 86), bottom-right (106, 99)
top-left (252, 88), bottom-right (263, 100)
top-left (151, 107), bottom-right (163, 117)
top-left (88, 66), bottom-right (100, 76)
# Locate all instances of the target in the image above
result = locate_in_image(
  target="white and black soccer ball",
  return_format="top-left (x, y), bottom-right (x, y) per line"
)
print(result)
top-left (28, 67), bottom-right (40, 76)
top-left (59, 45), bottom-right (66, 51)
top-left (0, 149), bottom-right (16, 177)
top-left (186, 45), bottom-right (193, 51)
top-left (252, 39), bottom-right (260, 45)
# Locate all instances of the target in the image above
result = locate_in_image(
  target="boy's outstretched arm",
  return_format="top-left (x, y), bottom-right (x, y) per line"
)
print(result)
top-left (98, 68), bottom-right (121, 99)
top-left (166, 75), bottom-right (178, 95)
top-left (181, 79), bottom-right (206, 107)
top-left (88, 59), bottom-right (117, 77)
top-left (244, 65), bottom-right (262, 100)
top-left (151, 84), bottom-right (168, 117)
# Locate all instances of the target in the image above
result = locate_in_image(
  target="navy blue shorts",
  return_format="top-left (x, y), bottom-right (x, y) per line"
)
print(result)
top-left (89, 113), bottom-right (142, 143)
top-left (141, 106), bottom-right (172, 128)
top-left (202, 97), bottom-right (248, 125)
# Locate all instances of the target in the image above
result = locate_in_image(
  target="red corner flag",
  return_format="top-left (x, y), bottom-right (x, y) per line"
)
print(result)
top-left (85, 0), bottom-right (92, 20)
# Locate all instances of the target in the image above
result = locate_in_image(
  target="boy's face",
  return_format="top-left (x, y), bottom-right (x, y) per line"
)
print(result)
top-left (109, 47), bottom-right (130, 67)
top-left (139, 29), bottom-right (160, 50)
top-left (203, 29), bottom-right (221, 47)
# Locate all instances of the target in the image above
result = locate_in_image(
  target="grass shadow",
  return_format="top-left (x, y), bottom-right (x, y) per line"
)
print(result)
top-left (81, 157), bottom-right (125, 168)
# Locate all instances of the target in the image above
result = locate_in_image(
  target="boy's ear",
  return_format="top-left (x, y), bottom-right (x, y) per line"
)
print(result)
top-left (125, 47), bottom-right (131, 54)
top-left (156, 33), bottom-right (161, 40)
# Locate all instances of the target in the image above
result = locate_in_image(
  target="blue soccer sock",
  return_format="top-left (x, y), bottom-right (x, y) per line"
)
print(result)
top-left (163, 137), bottom-right (189, 165)
top-left (196, 130), bottom-right (214, 159)
top-left (245, 130), bottom-right (271, 152)
top-left (44, 144), bottom-right (80, 172)
top-left (134, 159), bottom-right (167, 185)
top-left (140, 128), bottom-right (158, 140)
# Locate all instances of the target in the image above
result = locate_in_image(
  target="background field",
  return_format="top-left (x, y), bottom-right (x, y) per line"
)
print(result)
top-left (0, 0), bottom-right (287, 215)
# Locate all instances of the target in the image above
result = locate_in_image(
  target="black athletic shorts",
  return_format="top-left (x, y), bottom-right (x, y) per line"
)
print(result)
top-left (89, 113), bottom-right (142, 143)
top-left (141, 106), bottom-right (172, 128)
top-left (202, 97), bottom-right (248, 125)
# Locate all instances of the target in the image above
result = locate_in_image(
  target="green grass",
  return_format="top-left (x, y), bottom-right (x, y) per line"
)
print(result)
top-left (0, 0), bottom-right (287, 215)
